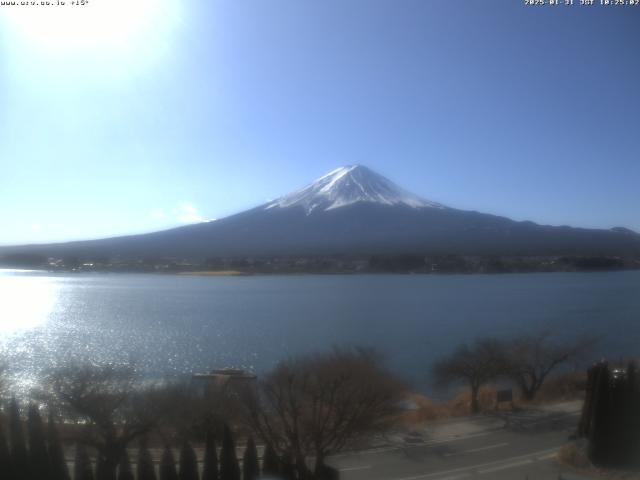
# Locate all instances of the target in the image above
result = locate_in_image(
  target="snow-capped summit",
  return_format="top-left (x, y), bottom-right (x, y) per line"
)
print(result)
top-left (265, 165), bottom-right (445, 214)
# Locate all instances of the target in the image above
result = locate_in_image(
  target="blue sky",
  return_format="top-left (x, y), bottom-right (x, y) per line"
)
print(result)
top-left (1, 0), bottom-right (638, 245)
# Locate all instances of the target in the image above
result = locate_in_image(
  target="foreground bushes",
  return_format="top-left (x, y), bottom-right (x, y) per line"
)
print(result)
top-left (578, 361), bottom-right (640, 469)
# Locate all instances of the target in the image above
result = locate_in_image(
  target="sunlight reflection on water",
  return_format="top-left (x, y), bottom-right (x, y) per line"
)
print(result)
top-left (0, 269), bottom-right (639, 399)
top-left (0, 272), bottom-right (59, 335)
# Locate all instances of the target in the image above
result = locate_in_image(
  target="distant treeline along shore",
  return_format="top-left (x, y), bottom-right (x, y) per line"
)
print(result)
top-left (1, 252), bottom-right (638, 275)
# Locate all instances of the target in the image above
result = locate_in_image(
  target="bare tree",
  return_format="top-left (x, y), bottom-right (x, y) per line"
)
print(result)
top-left (146, 379), bottom-right (212, 443)
top-left (240, 348), bottom-right (405, 479)
top-left (42, 364), bottom-right (166, 480)
top-left (432, 338), bottom-right (506, 414)
top-left (504, 332), bottom-right (595, 401)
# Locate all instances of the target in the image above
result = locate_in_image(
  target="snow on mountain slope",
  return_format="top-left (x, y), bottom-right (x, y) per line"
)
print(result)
top-left (265, 165), bottom-right (445, 214)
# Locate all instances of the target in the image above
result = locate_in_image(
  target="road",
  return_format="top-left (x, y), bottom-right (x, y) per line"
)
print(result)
top-left (329, 402), bottom-right (591, 480)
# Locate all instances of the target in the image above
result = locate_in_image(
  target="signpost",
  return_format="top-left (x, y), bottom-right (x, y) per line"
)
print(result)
top-left (495, 388), bottom-right (514, 410)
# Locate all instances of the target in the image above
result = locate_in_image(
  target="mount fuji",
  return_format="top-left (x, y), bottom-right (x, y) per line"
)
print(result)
top-left (2, 165), bottom-right (639, 262)
top-left (264, 165), bottom-right (444, 214)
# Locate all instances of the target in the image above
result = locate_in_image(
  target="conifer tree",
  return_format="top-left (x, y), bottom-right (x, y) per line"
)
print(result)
top-left (28, 404), bottom-right (51, 480)
top-left (625, 361), bottom-right (640, 467)
top-left (242, 437), bottom-right (259, 480)
top-left (261, 443), bottom-right (279, 477)
top-left (588, 363), bottom-right (612, 466)
top-left (219, 425), bottom-right (240, 480)
top-left (179, 440), bottom-right (199, 480)
top-left (578, 364), bottom-right (597, 437)
top-left (581, 361), bottom-right (640, 468)
top-left (137, 438), bottom-right (157, 480)
top-left (48, 412), bottom-right (71, 480)
top-left (9, 399), bottom-right (29, 480)
top-left (0, 426), bottom-right (12, 480)
top-left (160, 446), bottom-right (179, 480)
top-left (279, 451), bottom-right (296, 480)
top-left (118, 449), bottom-right (135, 480)
top-left (626, 361), bottom-right (637, 395)
top-left (74, 443), bottom-right (95, 480)
top-left (96, 454), bottom-right (112, 480)
top-left (201, 431), bottom-right (218, 480)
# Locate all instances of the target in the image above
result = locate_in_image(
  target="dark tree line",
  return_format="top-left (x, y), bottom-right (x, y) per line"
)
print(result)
top-left (578, 361), bottom-right (640, 469)
top-left (0, 402), bottom-right (270, 480)
top-left (0, 399), bottom-right (70, 480)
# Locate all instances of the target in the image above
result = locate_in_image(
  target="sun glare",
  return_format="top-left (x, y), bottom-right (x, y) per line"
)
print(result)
top-left (1, 0), bottom-right (177, 56)
top-left (0, 274), bottom-right (58, 335)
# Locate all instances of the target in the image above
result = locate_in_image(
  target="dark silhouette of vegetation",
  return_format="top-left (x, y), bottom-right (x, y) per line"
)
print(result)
top-left (369, 254), bottom-right (426, 272)
top-left (503, 332), bottom-right (594, 401)
top-left (432, 338), bottom-right (505, 414)
top-left (160, 446), bottom-right (179, 480)
top-left (44, 364), bottom-right (165, 480)
top-left (315, 464), bottom-right (340, 480)
top-left (74, 443), bottom-right (95, 480)
top-left (96, 453), bottom-right (113, 480)
top-left (579, 361), bottom-right (640, 469)
top-left (201, 431), bottom-right (218, 480)
top-left (242, 436), bottom-right (260, 480)
top-left (434, 333), bottom-right (596, 410)
top-left (220, 424), bottom-right (240, 480)
top-left (0, 253), bottom-right (48, 268)
top-left (557, 256), bottom-right (625, 271)
top-left (179, 441), bottom-right (199, 480)
top-left (118, 450), bottom-right (135, 480)
top-left (137, 438), bottom-right (157, 480)
top-left (28, 404), bottom-right (50, 480)
top-left (0, 425), bottom-right (11, 480)
top-left (280, 451), bottom-right (296, 480)
top-left (241, 348), bottom-right (404, 478)
top-left (9, 398), bottom-right (29, 480)
top-left (261, 443), bottom-right (280, 477)
top-left (48, 412), bottom-right (71, 480)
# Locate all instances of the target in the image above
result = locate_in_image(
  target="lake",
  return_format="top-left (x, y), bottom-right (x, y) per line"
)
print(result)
top-left (1, 269), bottom-right (639, 390)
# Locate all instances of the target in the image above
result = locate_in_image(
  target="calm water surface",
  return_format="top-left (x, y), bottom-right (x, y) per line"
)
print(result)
top-left (1, 269), bottom-right (639, 387)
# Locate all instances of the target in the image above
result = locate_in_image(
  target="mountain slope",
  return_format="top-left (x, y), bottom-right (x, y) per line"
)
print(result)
top-left (1, 166), bottom-right (639, 261)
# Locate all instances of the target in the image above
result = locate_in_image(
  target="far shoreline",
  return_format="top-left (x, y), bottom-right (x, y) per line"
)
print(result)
top-left (176, 270), bottom-right (251, 277)
top-left (2, 267), bottom-right (639, 277)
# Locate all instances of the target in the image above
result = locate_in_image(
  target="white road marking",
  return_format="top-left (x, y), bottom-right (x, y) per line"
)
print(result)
top-left (335, 408), bottom-right (581, 463)
top-left (391, 447), bottom-right (559, 480)
top-left (436, 474), bottom-right (471, 480)
top-left (339, 465), bottom-right (372, 472)
top-left (336, 409), bottom-right (579, 459)
top-left (443, 442), bottom-right (509, 457)
top-left (536, 452), bottom-right (557, 461)
top-left (478, 458), bottom-right (533, 474)
top-left (332, 431), bottom-right (494, 458)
